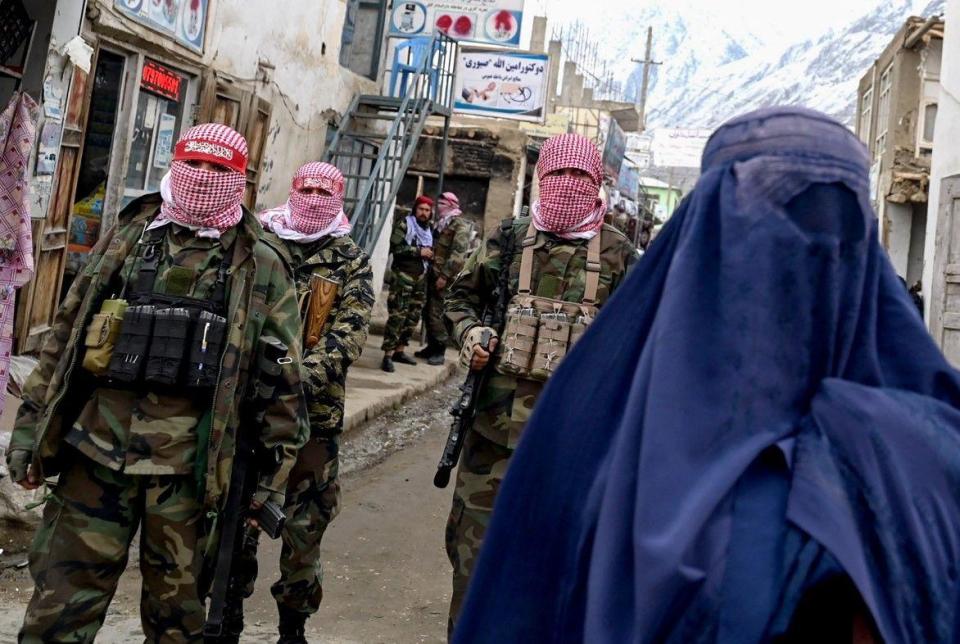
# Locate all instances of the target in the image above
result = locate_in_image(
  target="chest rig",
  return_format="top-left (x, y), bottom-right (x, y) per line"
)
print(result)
top-left (496, 222), bottom-right (601, 382)
top-left (85, 225), bottom-right (233, 390)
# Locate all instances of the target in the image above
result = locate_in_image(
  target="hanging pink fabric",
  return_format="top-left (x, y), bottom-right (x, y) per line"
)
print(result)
top-left (0, 92), bottom-right (38, 414)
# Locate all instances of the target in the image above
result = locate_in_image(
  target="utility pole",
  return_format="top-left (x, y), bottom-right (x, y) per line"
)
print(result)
top-left (631, 27), bottom-right (662, 131)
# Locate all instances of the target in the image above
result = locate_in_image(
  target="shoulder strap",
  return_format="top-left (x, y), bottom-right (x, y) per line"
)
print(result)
top-left (131, 225), bottom-right (167, 299)
top-left (518, 221), bottom-right (538, 295)
top-left (582, 231), bottom-right (602, 305)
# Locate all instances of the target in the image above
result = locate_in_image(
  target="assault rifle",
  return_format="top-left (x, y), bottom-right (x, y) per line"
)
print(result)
top-left (204, 336), bottom-right (289, 639)
top-left (433, 214), bottom-right (520, 488)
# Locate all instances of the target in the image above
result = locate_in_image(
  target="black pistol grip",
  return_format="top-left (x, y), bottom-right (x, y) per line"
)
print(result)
top-left (434, 467), bottom-right (452, 489)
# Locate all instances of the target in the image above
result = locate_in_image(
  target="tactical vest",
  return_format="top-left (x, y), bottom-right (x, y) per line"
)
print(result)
top-left (496, 222), bottom-right (601, 382)
top-left (81, 225), bottom-right (232, 391)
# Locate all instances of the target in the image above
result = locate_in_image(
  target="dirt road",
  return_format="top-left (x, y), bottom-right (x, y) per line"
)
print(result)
top-left (0, 381), bottom-right (460, 643)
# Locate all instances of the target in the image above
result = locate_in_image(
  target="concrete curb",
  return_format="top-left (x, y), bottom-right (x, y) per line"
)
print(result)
top-left (341, 358), bottom-right (458, 434)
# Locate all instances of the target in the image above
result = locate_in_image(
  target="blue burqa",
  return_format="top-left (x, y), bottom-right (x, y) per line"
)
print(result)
top-left (453, 107), bottom-right (960, 643)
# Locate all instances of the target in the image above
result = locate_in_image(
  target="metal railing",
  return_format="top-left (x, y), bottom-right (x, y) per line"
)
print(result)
top-left (324, 33), bottom-right (459, 254)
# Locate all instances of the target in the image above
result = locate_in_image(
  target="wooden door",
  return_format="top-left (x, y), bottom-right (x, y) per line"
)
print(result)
top-left (198, 72), bottom-right (272, 209)
top-left (930, 175), bottom-right (960, 365)
top-left (15, 61), bottom-right (94, 353)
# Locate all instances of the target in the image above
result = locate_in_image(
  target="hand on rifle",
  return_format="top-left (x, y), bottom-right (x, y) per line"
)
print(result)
top-left (247, 487), bottom-right (283, 531)
top-left (459, 325), bottom-right (498, 371)
top-left (8, 449), bottom-right (42, 490)
top-left (420, 247), bottom-right (434, 260)
top-left (435, 276), bottom-right (448, 290)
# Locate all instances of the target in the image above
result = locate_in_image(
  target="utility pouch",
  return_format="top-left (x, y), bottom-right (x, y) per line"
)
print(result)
top-left (186, 310), bottom-right (228, 388)
top-left (82, 298), bottom-right (128, 376)
top-left (496, 300), bottom-right (539, 377)
top-left (495, 222), bottom-right (602, 382)
top-left (107, 305), bottom-right (157, 384)
top-left (144, 307), bottom-right (193, 386)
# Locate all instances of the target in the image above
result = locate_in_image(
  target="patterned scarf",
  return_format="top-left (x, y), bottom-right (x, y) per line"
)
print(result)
top-left (436, 192), bottom-right (462, 233)
top-left (533, 133), bottom-right (606, 240)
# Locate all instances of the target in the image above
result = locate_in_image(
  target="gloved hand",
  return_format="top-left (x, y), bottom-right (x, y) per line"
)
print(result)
top-left (6, 449), bottom-right (40, 490)
top-left (459, 325), bottom-right (499, 371)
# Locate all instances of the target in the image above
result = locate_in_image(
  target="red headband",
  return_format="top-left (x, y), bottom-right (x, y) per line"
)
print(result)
top-left (174, 123), bottom-right (248, 174)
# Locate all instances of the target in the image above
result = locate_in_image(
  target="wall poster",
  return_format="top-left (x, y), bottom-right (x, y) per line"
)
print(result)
top-left (114, 0), bottom-right (208, 52)
top-left (453, 48), bottom-right (549, 122)
top-left (390, 0), bottom-right (524, 47)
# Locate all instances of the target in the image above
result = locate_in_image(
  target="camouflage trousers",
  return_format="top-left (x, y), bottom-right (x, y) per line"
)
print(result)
top-left (20, 453), bottom-right (203, 643)
top-left (239, 436), bottom-right (341, 616)
top-left (382, 269), bottom-right (426, 351)
top-left (423, 272), bottom-right (450, 347)
top-left (445, 430), bottom-right (513, 635)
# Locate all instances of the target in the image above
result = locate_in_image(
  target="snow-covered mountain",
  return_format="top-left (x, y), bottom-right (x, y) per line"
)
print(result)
top-left (555, 0), bottom-right (945, 128)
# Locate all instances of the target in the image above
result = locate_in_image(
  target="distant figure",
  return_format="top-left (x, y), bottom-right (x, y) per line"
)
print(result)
top-left (416, 192), bottom-right (474, 365)
top-left (453, 108), bottom-right (960, 643)
top-left (381, 195), bottom-right (434, 372)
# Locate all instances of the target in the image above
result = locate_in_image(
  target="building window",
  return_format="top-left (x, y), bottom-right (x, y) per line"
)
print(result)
top-left (339, 0), bottom-right (388, 81)
top-left (875, 64), bottom-right (892, 159)
top-left (858, 87), bottom-right (873, 146)
top-left (920, 101), bottom-right (938, 149)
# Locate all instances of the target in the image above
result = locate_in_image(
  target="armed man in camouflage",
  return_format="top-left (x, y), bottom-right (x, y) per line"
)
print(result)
top-left (4, 124), bottom-right (308, 643)
top-left (381, 195), bottom-right (434, 372)
top-left (443, 133), bottom-right (638, 634)
top-left (415, 191), bottom-right (474, 366)
top-left (221, 162), bottom-right (373, 644)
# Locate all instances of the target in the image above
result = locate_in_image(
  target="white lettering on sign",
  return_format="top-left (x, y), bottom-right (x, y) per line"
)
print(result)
top-left (183, 140), bottom-right (235, 161)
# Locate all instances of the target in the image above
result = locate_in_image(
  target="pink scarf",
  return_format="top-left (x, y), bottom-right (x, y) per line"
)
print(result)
top-left (533, 133), bottom-right (606, 240)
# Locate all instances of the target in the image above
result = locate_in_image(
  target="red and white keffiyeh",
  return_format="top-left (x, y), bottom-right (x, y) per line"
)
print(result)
top-left (158, 123), bottom-right (248, 234)
top-left (533, 133), bottom-right (606, 240)
top-left (436, 191), bottom-right (462, 232)
top-left (258, 162), bottom-right (351, 242)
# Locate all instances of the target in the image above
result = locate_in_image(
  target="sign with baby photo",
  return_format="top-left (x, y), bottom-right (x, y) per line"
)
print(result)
top-left (453, 48), bottom-right (550, 122)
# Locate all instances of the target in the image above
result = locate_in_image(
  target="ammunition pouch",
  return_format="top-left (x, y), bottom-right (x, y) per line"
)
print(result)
top-left (495, 222), bottom-right (601, 383)
top-left (98, 224), bottom-right (233, 391)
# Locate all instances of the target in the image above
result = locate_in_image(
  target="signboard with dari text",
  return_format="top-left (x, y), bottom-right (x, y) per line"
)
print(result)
top-left (390, 0), bottom-right (524, 48)
top-left (453, 48), bottom-right (548, 122)
top-left (114, 0), bottom-right (208, 53)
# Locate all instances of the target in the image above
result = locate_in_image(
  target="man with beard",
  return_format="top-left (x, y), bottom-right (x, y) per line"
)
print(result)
top-left (442, 133), bottom-right (638, 634)
top-left (416, 191), bottom-right (474, 365)
top-left (381, 195), bottom-right (434, 372)
top-left (216, 162), bottom-right (373, 644)
top-left (5, 123), bottom-right (307, 643)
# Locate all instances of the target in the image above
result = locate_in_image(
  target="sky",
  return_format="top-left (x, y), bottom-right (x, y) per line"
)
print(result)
top-left (523, 0), bottom-right (883, 46)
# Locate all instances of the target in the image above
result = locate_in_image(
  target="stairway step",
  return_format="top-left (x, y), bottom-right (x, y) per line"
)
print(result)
top-left (352, 112), bottom-right (402, 121)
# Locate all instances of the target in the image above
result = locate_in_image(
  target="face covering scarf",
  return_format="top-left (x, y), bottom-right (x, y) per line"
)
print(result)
top-left (532, 174), bottom-right (606, 240)
top-left (436, 192), bottom-right (462, 232)
top-left (155, 161), bottom-right (245, 237)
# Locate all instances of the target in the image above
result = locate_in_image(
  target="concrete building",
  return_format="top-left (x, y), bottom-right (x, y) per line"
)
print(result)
top-left (924, 0), bottom-right (960, 363)
top-left (855, 15), bottom-right (944, 291)
top-left (638, 176), bottom-right (682, 223)
top-left (6, 0), bottom-right (385, 352)
top-left (626, 128), bottom-right (709, 196)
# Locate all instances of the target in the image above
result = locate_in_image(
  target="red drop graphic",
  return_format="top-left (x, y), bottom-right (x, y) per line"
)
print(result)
top-left (494, 11), bottom-right (513, 32)
top-left (435, 14), bottom-right (453, 33)
top-left (454, 15), bottom-right (473, 36)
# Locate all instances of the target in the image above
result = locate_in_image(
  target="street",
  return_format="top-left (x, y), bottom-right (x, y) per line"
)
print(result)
top-left (0, 380), bottom-right (461, 643)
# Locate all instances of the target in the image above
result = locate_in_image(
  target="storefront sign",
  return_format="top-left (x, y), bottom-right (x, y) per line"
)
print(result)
top-left (114, 0), bottom-right (208, 53)
top-left (617, 163), bottom-right (639, 200)
top-left (141, 61), bottom-right (183, 101)
top-left (453, 49), bottom-right (548, 122)
top-left (603, 118), bottom-right (626, 181)
top-left (390, 0), bottom-right (524, 47)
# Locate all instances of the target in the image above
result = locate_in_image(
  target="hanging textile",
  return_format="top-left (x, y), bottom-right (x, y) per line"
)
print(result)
top-left (0, 91), bottom-right (39, 413)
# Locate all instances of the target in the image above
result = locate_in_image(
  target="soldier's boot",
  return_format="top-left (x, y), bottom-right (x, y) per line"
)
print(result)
top-left (427, 351), bottom-right (446, 366)
top-left (381, 355), bottom-right (395, 372)
top-left (414, 344), bottom-right (433, 358)
top-left (393, 351), bottom-right (417, 365)
top-left (277, 606), bottom-right (308, 644)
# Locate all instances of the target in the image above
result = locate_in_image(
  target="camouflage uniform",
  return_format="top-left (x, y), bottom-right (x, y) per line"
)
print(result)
top-left (382, 214), bottom-right (428, 351)
top-left (8, 194), bottom-right (308, 643)
top-left (424, 216), bottom-right (474, 348)
top-left (443, 217), bottom-right (637, 630)
top-left (238, 233), bottom-right (373, 619)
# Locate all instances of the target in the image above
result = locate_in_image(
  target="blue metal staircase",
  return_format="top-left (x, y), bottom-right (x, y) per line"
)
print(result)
top-left (324, 34), bottom-right (458, 253)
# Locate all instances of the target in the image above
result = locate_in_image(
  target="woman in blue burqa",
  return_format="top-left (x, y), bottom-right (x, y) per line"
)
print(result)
top-left (453, 107), bottom-right (960, 643)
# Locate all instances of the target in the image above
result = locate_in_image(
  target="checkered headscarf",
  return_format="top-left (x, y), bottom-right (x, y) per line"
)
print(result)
top-left (160, 123), bottom-right (248, 232)
top-left (533, 133), bottom-right (605, 239)
top-left (259, 161), bottom-right (352, 241)
top-left (436, 191), bottom-right (462, 232)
